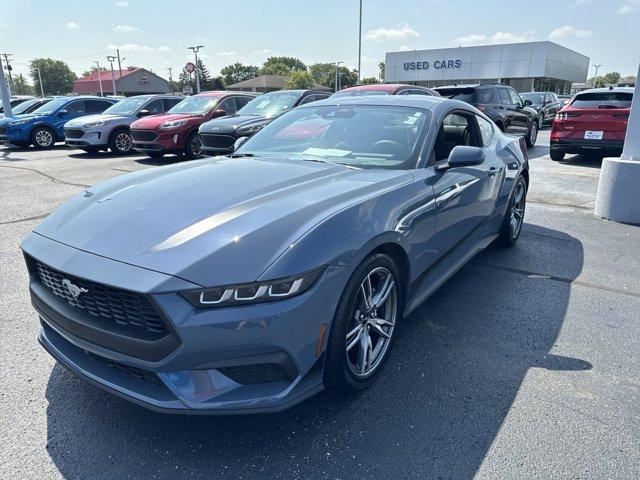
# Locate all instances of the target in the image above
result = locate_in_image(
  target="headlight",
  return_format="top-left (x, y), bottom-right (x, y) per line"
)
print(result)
top-left (159, 120), bottom-right (187, 130)
top-left (85, 121), bottom-right (107, 128)
top-left (181, 266), bottom-right (325, 308)
top-left (9, 118), bottom-right (30, 126)
top-left (237, 124), bottom-right (264, 135)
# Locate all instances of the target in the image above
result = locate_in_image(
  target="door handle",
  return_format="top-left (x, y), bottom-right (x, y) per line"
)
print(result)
top-left (486, 166), bottom-right (499, 177)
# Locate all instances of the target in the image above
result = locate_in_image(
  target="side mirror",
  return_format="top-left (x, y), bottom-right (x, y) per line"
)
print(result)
top-left (435, 146), bottom-right (485, 172)
top-left (524, 99), bottom-right (533, 107)
top-left (57, 110), bottom-right (68, 117)
top-left (138, 109), bottom-right (151, 117)
top-left (213, 109), bottom-right (227, 118)
top-left (233, 136), bottom-right (249, 151)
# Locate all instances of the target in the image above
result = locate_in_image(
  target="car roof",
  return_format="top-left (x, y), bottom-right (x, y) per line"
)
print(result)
top-left (339, 83), bottom-right (430, 93)
top-left (196, 90), bottom-right (259, 97)
top-left (577, 87), bottom-right (634, 94)
top-left (298, 93), bottom-right (464, 112)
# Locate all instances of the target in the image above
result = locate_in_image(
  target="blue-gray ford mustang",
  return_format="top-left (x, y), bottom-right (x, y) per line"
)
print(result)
top-left (22, 95), bottom-right (529, 414)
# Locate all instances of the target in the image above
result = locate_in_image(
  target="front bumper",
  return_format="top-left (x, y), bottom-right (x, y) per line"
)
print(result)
top-left (64, 127), bottom-right (108, 148)
top-left (132, 130), bottom-right (186, 154)
top-left (0, 126), bottom-right (29, 145)
top-left (23, 233), bottom-right (348, 414)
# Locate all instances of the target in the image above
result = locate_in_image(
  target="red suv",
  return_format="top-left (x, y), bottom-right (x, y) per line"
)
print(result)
top-left (550, 87), bottom-right (633, 161)
top-left (130, 91), bottom-right (258, 159)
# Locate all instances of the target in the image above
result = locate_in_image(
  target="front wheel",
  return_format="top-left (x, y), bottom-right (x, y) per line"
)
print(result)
top-left (184, 131), bottom-right (202, 160)
top-left (324, 253), bottom-right (402, 392)
top-left (109, 128), bottom-right (133, 154)
top-left (496, 175), bottom-right (527, 247)
top-left (525, 121), bottom-right (538, 148)
top-left (30, 126), bottom-right (56, 149)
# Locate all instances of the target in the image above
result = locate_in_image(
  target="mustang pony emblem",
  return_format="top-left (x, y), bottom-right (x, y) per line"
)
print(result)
top-left (62, 279), bottom-right (88, 299)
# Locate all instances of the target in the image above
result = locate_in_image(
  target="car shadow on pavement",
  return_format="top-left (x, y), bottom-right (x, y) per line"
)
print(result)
top-left (555, 154), bottom-right (604, 169)
top-left (44, 224), bottom-right (590, 479)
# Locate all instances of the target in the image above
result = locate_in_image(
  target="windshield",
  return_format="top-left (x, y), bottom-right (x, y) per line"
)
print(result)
top-left (571, 92), bottom-right (632, 109)
top-left (331, 90), bottom-right (389, 98)
top-left (167, 96), bottom-right (219, 115)
top-left (31, 97), bottom-right (70, 114)
top-left (521, 93), bottom-right (546, 104)
top-left (103, 97), bottom-right (149, 115)
top-left (237, 104), bottom-right (430, 169)
top-left (9, 99), bottom-right (46, 114)
top-left (435, 88), bottom-right (476, 103)
top-left (238, 91), bottom-right (301, 118)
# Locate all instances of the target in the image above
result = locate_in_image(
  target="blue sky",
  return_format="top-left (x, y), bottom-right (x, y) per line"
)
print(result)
top-left (2, 0), bottom-right (639, 82)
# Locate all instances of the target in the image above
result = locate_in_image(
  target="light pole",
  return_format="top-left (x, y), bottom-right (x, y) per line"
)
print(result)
top-left (116, 49), bottom-right (123, 95)
top-left (592, 64), bottom-right (602, 87)
top-left (107, 55), bottom-right (117, 95)
top-left (188, 45), bottom-right (204, 93)
top-left (95, 61), bottom-right (104, 97)
top-left (334, 61), bottom-right (343, 92)
top-left (357, 0), bottom-right (362, 83)
top-left (0, 56), bottom-right (12, 117)
top-left (37, 67), bottom-right (44, 97)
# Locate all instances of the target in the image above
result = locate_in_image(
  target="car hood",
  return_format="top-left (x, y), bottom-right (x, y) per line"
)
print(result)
top-left (65, 113), bottom-right (129, 127)
top-left (33, 157), bottom-right (412, 287)
top-left (0, 113), bottom-right (41, 125)
top-left (130, 113), bottom-right (199, 129)
top-left (200, 114), bottom-right (269, 134)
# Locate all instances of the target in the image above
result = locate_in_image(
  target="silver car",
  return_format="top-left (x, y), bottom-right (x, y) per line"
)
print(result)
top-left (64, 94), bottom-right (183, 154)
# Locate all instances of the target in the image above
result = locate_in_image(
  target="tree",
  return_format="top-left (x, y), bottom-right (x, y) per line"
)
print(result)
top-left (379, 61), bottom-right (385, 81)
top-left (13, 74), bottom-right (34, 95)
top-left (603, 71), bottom-right (621, 84)
top-left (308, 63), bottom-right (358, 90)
top-left (81, 65), bottom-right (107, 78)
top-left (258, 56), bottom-right (307, 76)
top-left (221, 62), bottom-right (259, 85)
top-left (283, 71), bottom-right (315, 90)
top-left (29, 58), bottom-right (77, 96)
top-left (360, 76), bottom-right (379, 85)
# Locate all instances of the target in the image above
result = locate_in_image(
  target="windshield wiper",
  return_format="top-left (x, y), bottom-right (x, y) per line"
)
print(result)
top-left (228, 153), bottom-right (256, 158)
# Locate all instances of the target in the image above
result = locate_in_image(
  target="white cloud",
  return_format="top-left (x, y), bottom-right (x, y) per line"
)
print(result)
top-left (65, 22), bottom-right (79, 30)
top-left (617, 4), bottom-right (635, 14)
top-left (364, 23), bottom-right (419, 42)
top-left (106, 43), bottom-right (154, 53)
top-left (571, 0), bottom-right (588, 6)
top-left (115, 1), bottom-right (129, 6)
top-left (548, 25), bottom-right (593, 39)
top-left (217, 51), bottom-right (238, 57)
top-left (399, 45), bottom-right (414, 51)
top-left (454, 30), bottom-right (536, 46)
top-left (158, 46), bottom-right (172, 52)
top-left (113, 24), bottom-right (139, 33)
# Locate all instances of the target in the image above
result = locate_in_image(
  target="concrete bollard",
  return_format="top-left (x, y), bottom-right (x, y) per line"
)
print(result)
top-left (595, 157), bottom-right (640, 225)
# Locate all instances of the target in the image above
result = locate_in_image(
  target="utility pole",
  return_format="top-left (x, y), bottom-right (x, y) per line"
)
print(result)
top-left (107, 55), bottom-right (117, 95)
top-left (334, 61), bottom-right (343, 93)
top-left (116, 49), bottom-right (123, 95)
top-left (167, 67), bottom-right (173, 84)
top-left (188, 45), bottom-right (204, 94)
top-left (1, 53), bottom-right (14, 93)
top-left (357, 0), bottom-right (362, 83)
top-left (592, 64), bottom-right (602, 87)
top-left (0, 56), bottom-right (12, 117)
top-left (37, 67), bottom-right (44, 97)
top-left (95, 61), bottom-right (104, 97)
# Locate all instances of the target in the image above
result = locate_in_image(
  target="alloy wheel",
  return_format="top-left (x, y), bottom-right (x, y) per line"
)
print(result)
top-left (346, 267), bottom-right (398, 378)
top-left (529, 122), bottom-right (538, 145)
top-left (191, 136), bottom-right (202, 157)
top-left (115, 132), bottom-right (133, 152)
top-left (35, 129), bottom-right (53, 147)
top-left (510, 178), bottom-right (526, 239)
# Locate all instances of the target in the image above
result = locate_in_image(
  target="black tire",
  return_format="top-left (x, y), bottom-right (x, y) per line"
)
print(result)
top-left (525, 120), bottom-right (538, 148)
top-left (324, 253), bottom-right (403, 393)
top-left (496, 175), bottom-right (527, 248)
top-left (184, 131), bottom-right (202, 160)
top-left (147, 152), bottom-right (164, 159)
top-left (108, 128), bottom-right (133, 154)
top-left (495, 121), bottom-right (505, 132)
top-left (550, 149), bottom-right (565, 161)
top-left (30, 126), bottom-right (56, 149)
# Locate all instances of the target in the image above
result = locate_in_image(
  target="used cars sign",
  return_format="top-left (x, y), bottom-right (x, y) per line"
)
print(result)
top-left (404, 59), bottom-right (462, 70)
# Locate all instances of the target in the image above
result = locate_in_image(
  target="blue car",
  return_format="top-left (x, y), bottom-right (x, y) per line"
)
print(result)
top-left (0, 96), bottom-right (116, 149)
top-left (22, 95), bottom-right (529, 414)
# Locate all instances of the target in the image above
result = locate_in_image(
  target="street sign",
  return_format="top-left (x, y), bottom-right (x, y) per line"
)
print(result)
top-left (182, 85), bottom-right (193, 95)
top-left (184, 62), bottom-right (195, 74)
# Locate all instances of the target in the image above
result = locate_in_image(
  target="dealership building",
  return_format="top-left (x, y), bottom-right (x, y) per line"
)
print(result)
top-left (384, 41), bottom-right (589, 94)
top-left (73, 67), bottom-right (172, 96)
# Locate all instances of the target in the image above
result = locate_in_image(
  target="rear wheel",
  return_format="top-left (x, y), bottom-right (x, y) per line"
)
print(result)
top-left (324, 253), bottom-right (402, 392)
top-left (109, 128), bottom-right (133, 154)
top-left (525, 121), bottom-right (538, 148)
top-left (496, 175), bottom-right (527, 247)
top-left (30, 126), bottom-right (56, 149)
top-left (550, 149), bottom-right (565, 161)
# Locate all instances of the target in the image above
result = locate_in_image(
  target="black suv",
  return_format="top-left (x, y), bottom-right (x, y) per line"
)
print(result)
top-left (521, 91), bottom-right (561, 125)
top-left (435, 83), bottom-right (540, 147)
top-left (199, 89), bottom-right (331, 155)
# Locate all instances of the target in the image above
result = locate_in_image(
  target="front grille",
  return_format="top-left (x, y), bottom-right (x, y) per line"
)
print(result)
top-left (218, 363), bottom-right (292, 385)
top-left (200, 133), bottom-right (236, 150)
top-left (0, 126), bottom-right (7, 135)
top-left (87, 352), bottom-right (162, 385)
top-left (131, 129), bottom-right (159, 142)
top-left (34, 260), bottom-right (167, 334)
top-left (65, 129), bottom-right (85, 139)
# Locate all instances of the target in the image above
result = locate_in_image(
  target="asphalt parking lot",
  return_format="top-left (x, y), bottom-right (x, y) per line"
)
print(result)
top-left (1, 128), bottom-right (639, 479)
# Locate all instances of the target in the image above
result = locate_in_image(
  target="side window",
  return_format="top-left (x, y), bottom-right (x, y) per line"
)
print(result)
top-left (508, 89), bottom-right (523, 106)
top-left (299, 95), bottom-right (320, 105)
top-left (218, 97), bottom-right (236, 115)
top-left (86, 100), bottom-right (111, 113)
top-left (144, 99), bottom-right (164, 114)
top-left (163, 98), bottom-right (181, 111)
top-left (236, 96), bottom-right (252, 109)
top-left (433, 112), bottom-right (479, 163)
top-left (65, 101), bottom-right (85, 114)
top-left (475, 88), bottom-right (497, 104)
top-left (409, 89), bottom-right (429, 96)
top-left (476, 115), bottom-right (494, 146)
top-left (498, 89), bottom-right (512, 105)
